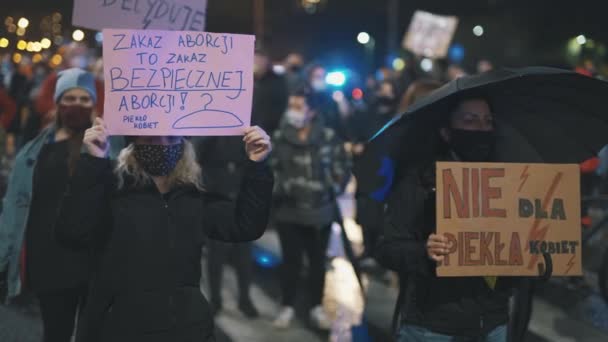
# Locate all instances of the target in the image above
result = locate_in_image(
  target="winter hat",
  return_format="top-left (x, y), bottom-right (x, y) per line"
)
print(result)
top-left (54, 68), bottom-right (97, 104)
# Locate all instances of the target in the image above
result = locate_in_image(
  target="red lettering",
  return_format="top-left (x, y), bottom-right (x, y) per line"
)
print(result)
top-left (481, 168), bottom-right (506, 218)
top-left (443, 169), bottom-right (469, 218)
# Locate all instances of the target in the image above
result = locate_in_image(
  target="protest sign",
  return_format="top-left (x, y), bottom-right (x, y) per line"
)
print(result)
top-left (402, 10), bottom-right (458, 59)
top-left (73, 0), bottom-right (208, 31)
top-left (436, 162), bottom-right (582, 277)
top-left (102, 28), bottom-right (255, 136)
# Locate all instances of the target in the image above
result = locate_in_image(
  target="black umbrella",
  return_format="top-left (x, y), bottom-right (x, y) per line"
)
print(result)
top-left (370, 67), bottom-right (608, 169)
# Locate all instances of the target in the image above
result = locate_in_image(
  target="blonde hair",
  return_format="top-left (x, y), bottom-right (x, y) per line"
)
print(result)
top-left (114, 139), bottom-right (204, 191)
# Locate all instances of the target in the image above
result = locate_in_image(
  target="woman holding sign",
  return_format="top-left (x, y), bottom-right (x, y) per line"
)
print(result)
top-left (55, 118), bottom-right (273, 342)
top-left (376, 96), bottom-right (514, 342)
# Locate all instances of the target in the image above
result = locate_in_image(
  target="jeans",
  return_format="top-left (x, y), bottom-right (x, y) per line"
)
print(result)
top-left (397, 324), bottom-right (507, 342)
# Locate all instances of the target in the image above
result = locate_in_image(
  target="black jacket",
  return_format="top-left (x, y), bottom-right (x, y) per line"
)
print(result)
top-left (56, 154), bottom-right (273, 342)
top-left (375, 160), bottom-right (515, 337)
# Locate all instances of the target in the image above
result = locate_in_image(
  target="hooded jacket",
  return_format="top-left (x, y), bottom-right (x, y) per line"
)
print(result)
top-left (270, 117), bottom-right (351, 227)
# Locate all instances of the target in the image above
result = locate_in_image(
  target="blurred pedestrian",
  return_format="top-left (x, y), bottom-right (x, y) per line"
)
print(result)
top-left (252, 50), bottom-right (288, 136)
top-left (35, 48), bottom-right (104, 129)
top-left (271, 89), bottom-right (351, 330)
top-left (306, 65), bottom-right (347, 139)
top-left (477, 59), bottom-right (494, 74)
top-left (55, 118), bottom-right (273, 342)
top-left (0, 68), bottom-right (99, 342)
top-left (376, 95), bottom-right (512, 342)
top-left (284, 53), bottom-right (305, 94)
top-left (193, 135), bottom-right (261, 318)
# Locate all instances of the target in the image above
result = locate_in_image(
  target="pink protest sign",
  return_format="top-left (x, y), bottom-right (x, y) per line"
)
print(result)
top-left (102, 29), bottom-right (255, 136)
top-left (73, 0), bottom-right (208, 31)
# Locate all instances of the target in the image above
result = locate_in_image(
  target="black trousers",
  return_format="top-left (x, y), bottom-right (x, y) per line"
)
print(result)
top-left (207, 240), bottom-right (253, 304)
top-left (277, 223), bottom-right (331, 307)
top-left (356, 196), bottom-right (384, 256)
top-left (37, 286), bottom-right (87, 342)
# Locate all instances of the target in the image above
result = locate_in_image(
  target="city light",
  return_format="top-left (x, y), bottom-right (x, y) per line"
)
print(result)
top-left (51, 54), bottom-right (63, 66)
top-left (473, 25), bottom-right (484, 37)
top-left (32, 42), bottom-right (42, 52)
top-left (32, 53), bottom-right (43, 63)
top-left (72, 29), bottom-right (85, 42)
top-left (576, 34), bottom-right (587, 45)
top-left (12, 53), bottom-right (22, 64)
top-left (325, 71), bottom-right (347, 87)
top-left (95, 32), bottom-right (103, 44)
top-left (17, 17), bottom-right (29, 29)
top-left (16, 40), bottom-right (26, 50)
top-left (40, 38), bottom-right (52, 49)
top-left (0, 38), bottom-right (8, 48)
top-left (26, 42), bottom-right (34, 52)
top-left (420, 58), bottom-right (433, 72)
top-left (357, 32), bottom-right (371, 45)
top-left (352, 88), bottom-right (364, 101)
top-left (16, 27), bottom-right (25, 36)
top-left (392, 57), bottom-right (406, 71)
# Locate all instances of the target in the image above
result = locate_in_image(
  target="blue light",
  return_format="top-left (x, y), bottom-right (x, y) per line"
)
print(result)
top-left (325, 71), bottom-right (347, 87)
top-left (448, 43), bottom-right (465, 63)
top-left (252, 246), bottom-right (280, 268)
top-left (95, 32), bottom-right (103, 44)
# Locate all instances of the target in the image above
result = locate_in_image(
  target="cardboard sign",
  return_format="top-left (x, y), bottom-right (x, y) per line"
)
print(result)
top-left (436, 162), bottom-right (582, 277)
top-left (402, 10), bottom-right (458, 59)
top-left (73, 0), bottom-right (208, 31)
top-left (102, 28), bottom-right (255, 136)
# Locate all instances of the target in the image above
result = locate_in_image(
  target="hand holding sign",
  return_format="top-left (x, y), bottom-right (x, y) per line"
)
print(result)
top-left (84, 118), bottom-right (110, 158)
top-left (243, 126), bottom-right (272, 162)
top-left (427, 233), bottom-right (450, 263)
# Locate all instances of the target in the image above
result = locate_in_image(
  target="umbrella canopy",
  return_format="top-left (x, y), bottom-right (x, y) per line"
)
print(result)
top-left (371, 67), bottom-right (608, 167)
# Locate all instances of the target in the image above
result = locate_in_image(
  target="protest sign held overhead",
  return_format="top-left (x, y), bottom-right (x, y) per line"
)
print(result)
top-left (73, 0), bottom-right (208, 31)
top-left (436, 162), bottom-right (582, 277)
top-left (402, 10), bottom-right (458, 59)
top-left (103, 28), bottom-right (255, 136)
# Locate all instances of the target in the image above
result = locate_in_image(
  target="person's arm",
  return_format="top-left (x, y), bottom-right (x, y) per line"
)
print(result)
top-left (55, 118), bottom-right (113, 249)
top-left (374, 171), bottom-right (435, 276)
top-left (329, 132), bottom-right (352, 196)
top-left (203, 159), bottom-right (274, 242)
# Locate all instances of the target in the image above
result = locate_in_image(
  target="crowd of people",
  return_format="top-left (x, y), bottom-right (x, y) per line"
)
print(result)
top-left (0, 40), bottom-right (605, 342)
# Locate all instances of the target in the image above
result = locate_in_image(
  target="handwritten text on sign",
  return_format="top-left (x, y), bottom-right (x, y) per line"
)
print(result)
top-left (103, 29), bottom-right (255, 136)
top-left (436, 162), bottom-right (581, 277)
top-left (73, 0), bottom-right (208, 31)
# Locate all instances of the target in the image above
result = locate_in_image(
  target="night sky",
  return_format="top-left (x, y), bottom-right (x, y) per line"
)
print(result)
top-left (2, 0), bottom-right (606, 70)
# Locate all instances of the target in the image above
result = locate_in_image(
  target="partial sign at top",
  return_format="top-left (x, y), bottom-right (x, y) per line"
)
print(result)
top-left (73, 0), bottom-right (208, 31)
top-left (402, 10), bottom-right (458, 59)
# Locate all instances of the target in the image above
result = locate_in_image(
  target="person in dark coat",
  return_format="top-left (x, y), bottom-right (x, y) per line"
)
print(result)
top-left (193, 135), bottom-right (260, 318)
top-left (0, 68), bottom-right (100, 342)
top-left (55, 118), bottom-right (273, 342)
top-left (252, 50), bottom-right (288, 136)
top-left (270, 90), bottom-right (351, 330)
top-left (376, 96), bottom-right (512, 342)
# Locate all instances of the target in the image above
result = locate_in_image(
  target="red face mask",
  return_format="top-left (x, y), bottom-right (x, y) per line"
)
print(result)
top-left (58, 104), bottom-right (93, 131)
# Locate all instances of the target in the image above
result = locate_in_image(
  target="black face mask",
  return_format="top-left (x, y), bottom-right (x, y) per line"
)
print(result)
top-left (449, 129), bottom-right (496, 162)
top-left (133, 143), bottom-right (184, 176)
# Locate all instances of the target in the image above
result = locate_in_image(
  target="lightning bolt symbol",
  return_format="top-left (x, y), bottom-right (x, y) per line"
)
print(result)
top-left (565, 254), bottom-right (576, 275)
top-left (526, 172), bottom-right (563, 270)
top-left (518, 165), bottom-right (530, 192)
